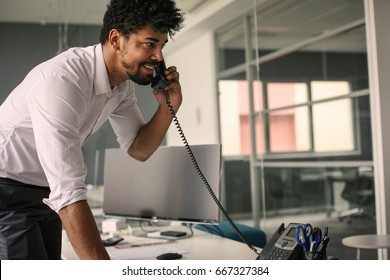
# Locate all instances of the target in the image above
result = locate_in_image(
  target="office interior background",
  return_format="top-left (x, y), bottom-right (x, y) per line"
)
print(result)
top-left (1, 0), bottom-right (389, 260)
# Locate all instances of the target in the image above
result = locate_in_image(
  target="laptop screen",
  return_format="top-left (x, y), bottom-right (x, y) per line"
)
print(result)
top-left (103, 144), bottom-right (221, 224)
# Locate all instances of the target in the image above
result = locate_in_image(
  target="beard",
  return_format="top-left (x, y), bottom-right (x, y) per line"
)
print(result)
top-left (129, 71), bottom-right (153, 85)
top-left (121, 60), bottom-right (155, 86)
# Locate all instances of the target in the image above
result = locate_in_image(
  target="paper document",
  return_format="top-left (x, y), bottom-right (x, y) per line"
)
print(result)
top-left (113, 235), bottom-right (170, 248)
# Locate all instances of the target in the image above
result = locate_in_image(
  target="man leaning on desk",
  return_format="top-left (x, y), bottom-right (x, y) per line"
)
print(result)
top-left (0, 0), bottom-right (184, 260)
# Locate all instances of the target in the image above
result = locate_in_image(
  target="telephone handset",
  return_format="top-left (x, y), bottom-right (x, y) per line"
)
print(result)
top-left (151, 60), bottom-right (168, 91)
top-left (256, 223), bottom-right (305, 260)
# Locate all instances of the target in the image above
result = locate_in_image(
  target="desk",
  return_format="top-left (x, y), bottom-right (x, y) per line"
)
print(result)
top-left (341, 234), bottom-right (390, 259)
top-left (61, 227), bottom-right (260, 260)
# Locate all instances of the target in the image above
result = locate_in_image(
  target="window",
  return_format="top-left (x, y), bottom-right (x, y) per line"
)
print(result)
top-left (219, 79), bottom-right (356, 156)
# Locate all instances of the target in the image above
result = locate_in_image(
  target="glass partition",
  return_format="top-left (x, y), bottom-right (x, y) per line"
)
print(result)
top-left (217, 0), bottom-right (376, 259)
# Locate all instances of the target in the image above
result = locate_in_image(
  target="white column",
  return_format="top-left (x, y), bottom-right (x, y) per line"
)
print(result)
top-left (365, 0), bottom-right (390, 260)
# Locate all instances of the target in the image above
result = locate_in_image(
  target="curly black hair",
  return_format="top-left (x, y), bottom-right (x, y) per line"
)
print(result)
top-left (99, 0), bottom-right (185, 44)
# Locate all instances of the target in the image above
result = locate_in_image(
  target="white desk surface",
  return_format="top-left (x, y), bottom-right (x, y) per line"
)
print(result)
top-left (61, 226), bottom-right (260, 260)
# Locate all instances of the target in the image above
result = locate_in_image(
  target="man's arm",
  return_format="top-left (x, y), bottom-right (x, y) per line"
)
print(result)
top-left (128, 104), bottom-right (174, 161)
top-left (128, 65), bottom-right (182, 161)
top-left (58, 200), bottom-right (110, 260)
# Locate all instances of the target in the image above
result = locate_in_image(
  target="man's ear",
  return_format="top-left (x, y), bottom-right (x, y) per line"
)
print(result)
top-left (108, 29), bottom-right (121, 51)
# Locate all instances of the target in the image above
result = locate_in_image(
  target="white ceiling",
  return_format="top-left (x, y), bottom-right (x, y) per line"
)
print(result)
top-left (0, 0), bottom-right (210, 25)
top-left (0, 0), bottom-right (366, 53)
top-left (218, 0), bottom-right (366, 52)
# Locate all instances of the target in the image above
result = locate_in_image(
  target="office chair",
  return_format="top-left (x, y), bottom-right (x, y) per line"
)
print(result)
top-left (195, 221), bottom-right (267, 248)
top-left (338, 175), bottom-right (375, 223)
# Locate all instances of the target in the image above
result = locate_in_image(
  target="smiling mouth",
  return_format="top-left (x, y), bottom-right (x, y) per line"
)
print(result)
top-left (143, 63), bottom-right (158, 73)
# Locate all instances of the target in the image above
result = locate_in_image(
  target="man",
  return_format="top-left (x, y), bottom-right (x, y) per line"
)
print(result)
top-left (0, 0), bottom-right (184, 259)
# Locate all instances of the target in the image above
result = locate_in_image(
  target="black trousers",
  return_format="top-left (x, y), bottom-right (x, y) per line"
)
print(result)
top-left (0, 178), bottom-right (62, 259)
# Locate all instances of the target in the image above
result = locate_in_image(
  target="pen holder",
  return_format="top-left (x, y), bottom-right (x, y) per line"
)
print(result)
top-left (306, 249), bottom-right (326, 260)
top-left (305, 237), bottom-right (329, 260)
top-left (295, 224), bottom-right (330, 260)
top-left (314, 248), bottom-right (327, 260)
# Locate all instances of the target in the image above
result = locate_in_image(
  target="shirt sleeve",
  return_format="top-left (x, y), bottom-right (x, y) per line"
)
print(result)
top-left (27, 74), bottom-right (88, 213)
top-left (109, 83), bottom-right (146, 152)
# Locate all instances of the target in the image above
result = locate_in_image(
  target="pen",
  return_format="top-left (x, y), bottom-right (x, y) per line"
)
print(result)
top-left (313, 236), bottom-right (329, 260)
top-left (310, 240), bottom-right (317, 252)
top-left (323, 227), bottom-right (328, 241)
top-left (307, 241), bottom-right (317, 260)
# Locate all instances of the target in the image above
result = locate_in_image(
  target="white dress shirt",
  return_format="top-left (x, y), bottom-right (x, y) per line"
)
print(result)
top-left (0, 44), bottom-right (145, 212)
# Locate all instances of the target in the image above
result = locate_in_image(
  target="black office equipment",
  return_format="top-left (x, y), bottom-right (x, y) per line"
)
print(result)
top-left (156, 252), bottom-right (183, 260)
top-left (151, 60), bottom-right (168, 91)
top-left (257, 223), bottom-right (304, 260)
top-left (257, 223), bottom-right (331, 260)
top-left (102, 236), bottom-right (124, 247)
top-left (160, 230), bottom-right (187, 237)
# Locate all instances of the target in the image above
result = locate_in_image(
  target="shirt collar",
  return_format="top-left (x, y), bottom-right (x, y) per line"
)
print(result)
top-left (94, 43), bottom-right (112, 95)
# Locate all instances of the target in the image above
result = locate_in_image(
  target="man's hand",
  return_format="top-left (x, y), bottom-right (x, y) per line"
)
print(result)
top-left (153, 65), bottom-right (182, 114)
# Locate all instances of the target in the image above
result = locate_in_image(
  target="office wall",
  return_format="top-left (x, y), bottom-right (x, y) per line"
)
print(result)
top-left (0, 23), bottom-right (97, 99)
top-left (165, 31), bottom-right (220, 145)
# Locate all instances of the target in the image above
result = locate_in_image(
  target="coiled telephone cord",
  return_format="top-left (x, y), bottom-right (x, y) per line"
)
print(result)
top-left (166, 96), bottom-right (260, 257)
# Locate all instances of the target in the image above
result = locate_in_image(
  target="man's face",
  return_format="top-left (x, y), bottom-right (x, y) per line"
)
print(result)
top-left (119, 25), bottom-right (168, 85)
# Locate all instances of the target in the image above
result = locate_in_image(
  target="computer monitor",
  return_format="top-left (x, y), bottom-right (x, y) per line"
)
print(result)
top-left (103, 144), bottom-right (221, 224)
